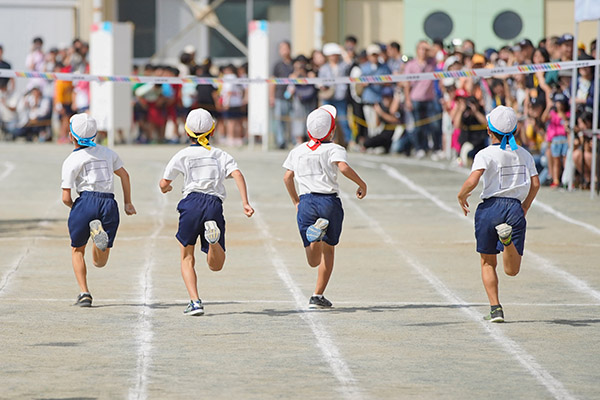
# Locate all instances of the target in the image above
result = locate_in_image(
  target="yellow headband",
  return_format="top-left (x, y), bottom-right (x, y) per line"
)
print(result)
top-left (185, 122), bottom-right (215, 150)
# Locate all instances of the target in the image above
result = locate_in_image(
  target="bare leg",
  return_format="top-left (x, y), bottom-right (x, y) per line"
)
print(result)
top-left (72, 246), bottom-right (89, 293)
top-left (305, 241), bottom-right (323, 268)
top-left (314, 244), bottom-right (335, 295)
top-left (180, 244), bottom-right (199, 300)
top-left (92, 245), bottom-right (110, 268)
top-left (501, 243), bottom-right (522, 276)
top-left (207, 242), bottom-right (226, 271)
top-left (480, 253), bottom-right (499, 306)
top-left (552, 156), bottom-right (562, 185)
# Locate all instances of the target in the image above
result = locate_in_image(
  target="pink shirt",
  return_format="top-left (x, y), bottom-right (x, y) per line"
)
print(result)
top-left (404, 58), bottom-right (436, 101)
top-left (546, 109), bottom-right (569, 142)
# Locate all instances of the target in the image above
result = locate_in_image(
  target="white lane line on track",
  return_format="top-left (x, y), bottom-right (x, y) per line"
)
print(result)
top-left (253, 207), bottom-right (364, 400)
top-left (0, 249), bottom-right (30, 295)
top-left (341, 192), bottom-right (576, 400)
top-left (129, 191), bottom-right (167, 400)
top-left (0, 161), bottom-right (15, 181)
top-left (380, 163), bottom-right (600, 304)
top-left (0, 199), bottom-right (61, 296)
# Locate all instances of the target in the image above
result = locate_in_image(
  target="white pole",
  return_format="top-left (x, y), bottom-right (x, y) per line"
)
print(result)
top-left (568, 23), bottom-right (579, 191)
top-left (93, 0), bottom-right (103, 24)
top-left (314, 0), bottom-right (323, 50)
top-left (591, 21), bottom-right (600, 198)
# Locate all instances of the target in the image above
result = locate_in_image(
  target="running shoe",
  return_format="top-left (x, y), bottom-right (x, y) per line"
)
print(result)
top-left (204, 221), bottom-right (221, 245)
top-left (495, 223), bottom-right (513, 246)
top-left (484, 307), bottom-right (504, 323)
top-left (306, 218), bottom-right (329, 243)
top-left (89, 220), bottom-right (109, 251)
top-left (184, 299), bottom-right (204, 316)
top-left (74, 292), bottom-right (93, 307)
top-left (309, 295), bottom-right (333, 309)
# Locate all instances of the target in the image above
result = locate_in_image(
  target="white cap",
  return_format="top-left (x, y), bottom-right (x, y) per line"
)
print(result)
top-left (183, 44), bottom-right (196, 54)
top-left (186, 108), bottom-right (214, 134)
top-left (322, 42), bottom-right (342, 56)
top-left (487, 105), bottom-right (517, 134)
top-left (69, 113), bottom-right (97, 139)
top-left (307, 105), bottom-right (337, 140)
top-left (366, 44), bottom-right (381, 56)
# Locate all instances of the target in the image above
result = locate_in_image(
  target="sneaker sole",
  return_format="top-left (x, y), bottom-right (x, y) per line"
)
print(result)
top-left (306, 218), bottom-right (329, 243)
top-left (489, 317), bottom-right (504, 323)
top-left (185, 309), bottom-right (205, 316)
top-left (495, 223), bottom-right (512, 241)
top-left (308, 304), bottom-right (333, 309)
top-left (204, 221), bottom-right (221, 245)
top-left (89, 220), bottom-right (109, 251)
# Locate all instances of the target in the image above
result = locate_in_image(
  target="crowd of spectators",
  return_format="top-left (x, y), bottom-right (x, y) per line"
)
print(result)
top-left (1, 33), bottom-right (598, 188)
top-left (273, 34), bottom-right (599, 189)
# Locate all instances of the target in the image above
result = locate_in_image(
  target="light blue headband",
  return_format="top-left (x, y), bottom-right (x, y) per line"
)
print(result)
top-left (70, 122), bottom-right (97, 147)
top-left (488, 117), bottom-right (518, 151)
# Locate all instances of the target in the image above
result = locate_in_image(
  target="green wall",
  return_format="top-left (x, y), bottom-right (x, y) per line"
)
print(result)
top-left (403, 0), bottom-right (544, 56)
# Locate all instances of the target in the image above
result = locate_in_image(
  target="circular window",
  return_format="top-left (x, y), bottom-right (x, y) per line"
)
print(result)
top-left (493, 11), bottom-right (523, 40)
top-left (423, 12), bottom-right (453, 40)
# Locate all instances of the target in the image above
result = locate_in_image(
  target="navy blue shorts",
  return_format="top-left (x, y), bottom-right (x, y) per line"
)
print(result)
top-left (176, 192), bottom-right (226, 254)
top-left (68, 191), bottom-right (120, 248)
top-left (297, 193), bottom-right (344, 248)
top-left (474, 197), bottom-right (526, 256)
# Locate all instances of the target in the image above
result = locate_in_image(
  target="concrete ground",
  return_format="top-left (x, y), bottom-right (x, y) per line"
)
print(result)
top-left (0, 143), bottom-right (599, 400)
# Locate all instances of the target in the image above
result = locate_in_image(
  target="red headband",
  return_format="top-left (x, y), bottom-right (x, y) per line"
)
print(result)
top-left (307, 109), bottom-right (336, 151)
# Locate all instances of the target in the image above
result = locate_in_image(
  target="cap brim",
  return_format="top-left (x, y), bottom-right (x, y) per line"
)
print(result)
top-left (319, 104), bottom-right (337, 119)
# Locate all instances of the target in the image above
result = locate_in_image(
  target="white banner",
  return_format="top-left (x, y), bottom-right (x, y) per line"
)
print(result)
top-left (575, 0), bottom-right (600, 22)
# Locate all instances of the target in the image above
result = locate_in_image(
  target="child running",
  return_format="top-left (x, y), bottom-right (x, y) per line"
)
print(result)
top-left (159, 108), bottom-right (254, 316)
top-left (457, 105), bottom-right (540, 322)
top-left (283, 104), bottom-right (367, 308)
top-left (61, 113), bottom-right (136, 307)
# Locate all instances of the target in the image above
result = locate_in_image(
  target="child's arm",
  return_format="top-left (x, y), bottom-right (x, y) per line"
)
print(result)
top-left (114, 167), bottom-right (136, 215)
top-left (283, 170), bottom-right (300, 207)
top-left (457, 169), bottom-right (483, 216)
top-left (62, 188), bottom-right (73, 208)
top-left (337, 161), bottom-right (367, 199)
top-left (230, 169), bottom-right (254, 217)
top-left (159, 178), bottom-right (173, 193)
top-left (522, 175), bottom-right (540, 216)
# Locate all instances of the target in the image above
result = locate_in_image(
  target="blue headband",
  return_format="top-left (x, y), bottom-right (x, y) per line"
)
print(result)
top-left (488, 117), bottom-right (518, 151)
top-left (70, 122), bottom-right (97, 147)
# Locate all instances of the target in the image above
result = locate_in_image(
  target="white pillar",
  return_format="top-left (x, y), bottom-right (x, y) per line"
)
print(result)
top-left (314, 0), bottom-right (323, 50)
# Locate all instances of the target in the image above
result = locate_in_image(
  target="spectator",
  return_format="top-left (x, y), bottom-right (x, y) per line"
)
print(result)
top-left (348, 50), bottom-right (368, 146)
top-left (454, 95), bottom-right (488, 166)
top-left (310, 49), bottom-right (326, 75)
top-left (362, 86), bottom-right (401, 153)
top-left (559, 34), bottom-right (574, 62)
top-left (403, 40), bottom-right (441, 158)
top-left (54, 62), bottom-right (74, 143)
top-left (271, 40), bottom-right (294, 149)
top-left (0, 45), bottom-right (14, 94)
top-left (542, 92), bottom-right (570, 188)
top-left (7, 86), bottom-right (51, 141)
top-left (344, 35), bottom-right (358, 53)
top-left (289, 55), bottom-right (317, 145)
top-left (25, 37), bottom-right (45, 72)
top-left (220, 64), bottom-right (245, 147)
top-left (360, 44), bottom-right (392, 138)
top-left (387, 41), bottom-right (403, 74)
top-left (572, 111), bottom-right (595, 186)
top-left (318, 42), bottom-right (352, 145)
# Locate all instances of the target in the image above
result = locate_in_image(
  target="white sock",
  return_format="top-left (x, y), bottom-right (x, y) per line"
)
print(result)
top-left (313, 294), bottom-right (323, 298)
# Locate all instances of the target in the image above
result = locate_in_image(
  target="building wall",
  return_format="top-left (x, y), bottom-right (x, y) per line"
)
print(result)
top-left (292, 0), bottom-right (600, 58)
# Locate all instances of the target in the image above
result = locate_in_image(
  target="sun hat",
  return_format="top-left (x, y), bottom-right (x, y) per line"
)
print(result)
top-left (486, 105), bottom-right (518, 150)
top-left (366, 44), bottom-right (381, 56)
top-left (306, 105), bottom-right (336, 150)
top-left (69, 113), bottom-right (97, 147)
top-left (322, 42), bottom-right (342, 57)
top-left (185, 108), bottom-right (215, 149)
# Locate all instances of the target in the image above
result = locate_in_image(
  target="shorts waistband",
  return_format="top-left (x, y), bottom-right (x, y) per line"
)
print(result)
top-left (187, 191), bottom-right (223, 203)
top-left (482, 196), bottom-right (521, 204)
top-left (80, 191), bottom-right (115, 199)
top-left (301, 192), bottom-right (339, 198)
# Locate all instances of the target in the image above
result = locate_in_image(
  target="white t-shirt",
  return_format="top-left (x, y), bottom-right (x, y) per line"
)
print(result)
top-left (61, 145), bottom-right (124, 194)
top-left (282, 142), bottom-right (348, 195)
top-left (472, 144), bottom-right (538, 202)
top-left (163, 145), bottom-right (239, 201)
